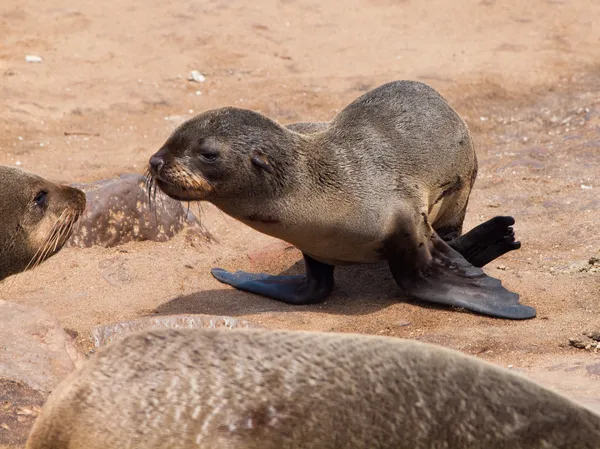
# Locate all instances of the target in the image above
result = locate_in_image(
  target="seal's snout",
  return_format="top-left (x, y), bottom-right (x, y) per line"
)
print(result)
top-left (149, 154), bottom-right (165, 175)
top-left (71, 187), bottom-right (87, 214)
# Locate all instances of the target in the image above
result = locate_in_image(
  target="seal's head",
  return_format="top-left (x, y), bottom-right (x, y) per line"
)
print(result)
top-left (0, 166), bottom-right (86, 281)
top-left (148, 107), bottom-right (298, 205)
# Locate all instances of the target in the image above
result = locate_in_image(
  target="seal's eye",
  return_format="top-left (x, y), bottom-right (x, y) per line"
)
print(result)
top-left (33, 190), bottom-right (48, 208)
top-left (199, 151), bottom-right (219, 163)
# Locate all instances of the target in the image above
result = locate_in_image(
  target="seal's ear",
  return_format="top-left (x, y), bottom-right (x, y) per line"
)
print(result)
top-left (250, 150), bottom-right (274, 174)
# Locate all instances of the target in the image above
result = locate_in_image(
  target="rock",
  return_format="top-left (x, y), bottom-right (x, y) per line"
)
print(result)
top-left (0, 300), bottom-right (83, 392)
top-left (569, 338), bottom-right (587, 349)
top-left (188, 70), bottom-right (206, 82)
top-left (585, 331), bottom-right (600, 342)
top-left (24, 55), bottom-right (42, 63)
top-left (67, 174), bottom-right (205, 248)
top-left (92, 314), bottom-right (261, 348)
top-left (0, 379), bottom-right (46, 447)
top-left (393, 320), bottom-right (411, 327)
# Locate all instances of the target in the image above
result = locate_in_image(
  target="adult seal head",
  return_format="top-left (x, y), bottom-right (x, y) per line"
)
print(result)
top-left (0, 166), bottom-right (86, 281)
top-left (26, 328), bottom-right (600, 448)
top-left (148, 80), bottom-right (534, 320)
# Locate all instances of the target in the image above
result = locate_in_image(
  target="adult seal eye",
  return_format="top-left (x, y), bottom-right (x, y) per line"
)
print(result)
top-left (33, 190), bottom-right (48, 207)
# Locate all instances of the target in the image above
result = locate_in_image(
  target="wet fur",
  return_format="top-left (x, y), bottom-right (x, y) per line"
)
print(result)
top-left (27, 328), bottom-right (600, 449)
top-left (0, 166), bottom-right (86, 281)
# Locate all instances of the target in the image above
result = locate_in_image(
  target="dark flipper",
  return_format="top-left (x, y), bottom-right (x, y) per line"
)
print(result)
top-left (388, 232), bottom-right (535, 320)
top-left (449, 216), bottom-right (521, 267)
top-left (211, 253), bottom-right (335, 305)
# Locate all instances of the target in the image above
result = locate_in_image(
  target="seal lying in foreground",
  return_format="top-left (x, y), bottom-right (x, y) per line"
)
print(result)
top-left (26, 328), bottom-right (600, 449)
top-left (0, 166), bottom-right (86, 281)
top-left (148, 80), bottom-right (534, 319)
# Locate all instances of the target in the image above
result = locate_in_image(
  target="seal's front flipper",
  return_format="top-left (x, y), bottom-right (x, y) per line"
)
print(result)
top-left (449, 216), bottom-right (521, 267)
top-left (388, 233), bottom-right (536, 320)
top-left (211, 253), bottom-right (335, 306)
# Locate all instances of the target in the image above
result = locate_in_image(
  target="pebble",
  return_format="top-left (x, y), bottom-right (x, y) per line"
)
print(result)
top-left (581, 184), bottom-right (592, 190)
top-left (25, 55), bottom-right (43, 63)
top-left (188, 70), bottom-right (206, 83)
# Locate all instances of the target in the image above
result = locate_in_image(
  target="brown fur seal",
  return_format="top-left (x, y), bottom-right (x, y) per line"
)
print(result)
top-left (147, 80), bottom-right (534, 319)
top-left (0, 166), bottom-right (86, 281)
top-left (26, 328), bottom-right (600, 448)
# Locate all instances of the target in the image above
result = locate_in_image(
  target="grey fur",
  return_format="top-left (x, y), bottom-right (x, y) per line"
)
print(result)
top-left (26, 328), bottom-right (600, 449)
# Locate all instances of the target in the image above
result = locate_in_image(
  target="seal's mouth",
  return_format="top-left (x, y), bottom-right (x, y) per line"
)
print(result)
top-left (154, 177), bottom-right (206, 202)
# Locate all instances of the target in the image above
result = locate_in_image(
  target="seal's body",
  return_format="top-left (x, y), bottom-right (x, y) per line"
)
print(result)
top-left (27, 328), bottom-right (600, 449)
top-left (148, 80), bottom-right (533, 319)
top-left (0, 166), bottom-right (86, 281)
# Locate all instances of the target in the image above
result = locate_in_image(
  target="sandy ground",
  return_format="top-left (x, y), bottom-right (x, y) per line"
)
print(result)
top-left (1, 0), bottom-right (600, 440)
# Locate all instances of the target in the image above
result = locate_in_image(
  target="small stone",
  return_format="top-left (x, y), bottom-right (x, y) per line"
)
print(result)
top-left (394, 320), bottom-right (411, 327)
top-left (16, 407), bottom-right (35, 416)
top-left (188, 70), bottom-right (206, 83)
top-left (584, 331), bottom-right (600, 342)
top-left (496, 265), bottom-right (507, 271)
top-left (569, 338), bottom-right (587, 349)
top-left (15, 161), bottom-right (22, 166)
top-left (507, 365), bottom-right (513, 369)
top-left (479, 116), bottom-right (488, 121)
top-left (25, 55), bottom-right (43, 63)
top-left (195, 90), bottom-right (202, 95)
top-left (581, 184), bottom-right (592, 190)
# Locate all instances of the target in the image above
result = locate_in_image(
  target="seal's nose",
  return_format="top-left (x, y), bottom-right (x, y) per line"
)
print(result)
top-left (149, 154), bottom-right (165, 175)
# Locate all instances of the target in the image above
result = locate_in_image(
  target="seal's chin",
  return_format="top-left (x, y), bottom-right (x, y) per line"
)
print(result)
top-left (155, 178), bottom-right (207, 202)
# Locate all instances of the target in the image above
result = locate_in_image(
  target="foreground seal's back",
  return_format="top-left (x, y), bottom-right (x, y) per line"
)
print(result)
top-left (27, 328), bottom-right (600, 449)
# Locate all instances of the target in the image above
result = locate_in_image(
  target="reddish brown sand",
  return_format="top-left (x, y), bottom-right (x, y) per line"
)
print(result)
top-left (1, 0), bottom-right (599, 443)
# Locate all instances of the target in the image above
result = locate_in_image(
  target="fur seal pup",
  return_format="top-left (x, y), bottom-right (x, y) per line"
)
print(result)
top-left (0, 166), bottom-right (86, 281)
top-left (26, 328), bottom-right (600, 449)
top-left (148, 80), bottom-right (534, 319)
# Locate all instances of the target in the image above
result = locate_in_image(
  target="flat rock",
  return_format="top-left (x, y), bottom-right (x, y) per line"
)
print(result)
top-left (0, 300), bottom-right (83, 393)
top-left (92, 314), bottom-right (261, 347)
top-left (0, 379), bottom-right (45, 448)
top-left (67, 173), bottom-right (205, 248)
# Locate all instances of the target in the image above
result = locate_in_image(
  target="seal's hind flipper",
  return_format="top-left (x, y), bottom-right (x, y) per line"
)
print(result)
top-left (211, 253), bottom-right (335, 305)
top-left (388, 232), bottom-right (536, 320)
top-left (449, 216), bottom-right (521, 268)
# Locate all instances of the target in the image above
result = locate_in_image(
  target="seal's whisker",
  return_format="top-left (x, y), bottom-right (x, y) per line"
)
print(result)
top-left (23, 209), bottom-right (66, 274)
top-left (35, 212), bottom-right (67, 270)
top-left (53, 212), bottom-right (73, 253)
